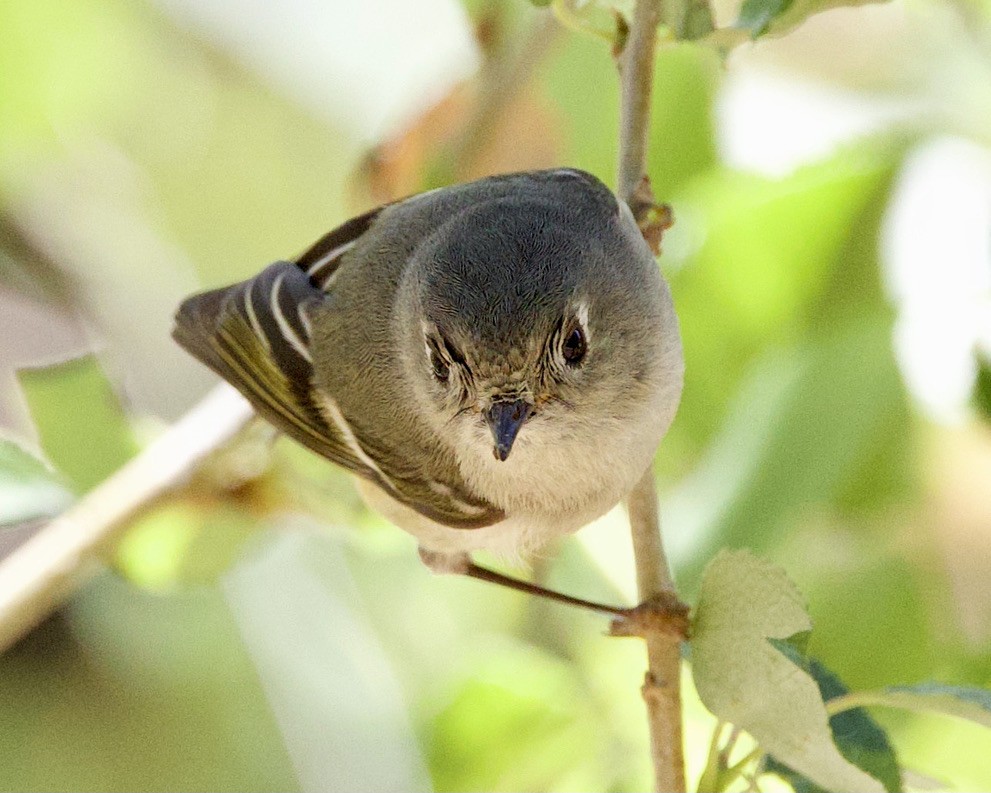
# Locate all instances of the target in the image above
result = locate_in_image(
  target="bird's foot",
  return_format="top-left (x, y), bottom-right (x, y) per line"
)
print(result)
top-left (417, 547), bottom-right (690, 635)
top-left (419, 546), bottom-right (640, 618)
top-left (417, 547), bottom-right (471, 575)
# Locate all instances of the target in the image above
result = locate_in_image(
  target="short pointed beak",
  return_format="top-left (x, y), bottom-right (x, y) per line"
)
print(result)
top-left (484, 400), bottom-right (533, 461)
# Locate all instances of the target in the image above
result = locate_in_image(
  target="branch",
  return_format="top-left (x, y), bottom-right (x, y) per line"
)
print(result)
top-left (0, 384), bottom-right (252, 652)
top-left (625, 470), bottom-right (688, 793)
top-left (616, 2), bottom-right (689, 791)
top-left (617, 0), bottom-right (663, 207)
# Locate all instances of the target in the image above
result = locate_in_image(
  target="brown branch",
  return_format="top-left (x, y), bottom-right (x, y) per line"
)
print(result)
top-left (0, 384), bottom-right (253, 652)
top-left (615, 2), bottom-right (689, 790)
top-left (616, 0), bottom-right (663, 206)
top-left (624, 469), bottom-right (687, 792)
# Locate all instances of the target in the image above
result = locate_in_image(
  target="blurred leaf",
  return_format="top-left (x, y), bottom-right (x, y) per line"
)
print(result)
top-left (223, 527), bottom-right (432, 793)
top-left (671, 316), bottom-right (909, 587)
top-left (113, 502), bottom-right (204, 589)
top-left (0, 215), bottom-right (72, 306)
top-left (17, 356), bottom-right (137, 492)
top-left (668, 143), bottom-right (902, 456)
top-left (0, 0), bottom-right (141, 166)
top-left (691, 549), bottom-right (885, 792)
top-left (428, 638), bottom-right (612, 792)
top-left (736, 0), bottom-right (890, 38)
top-left (798, 546), bottom-right (939, 692)
top-left (0, 571), bottom-right (298, 792)
top-left (682, 0), bottom-right (717, 40)
top-left (834, 684), bottom-right (991, 730)
top-left (540, 34), bottom-right (718, 196)
top-left (974, 354), bottom-right (991, 422)
top-left (539, 30), bottom-right (619, 184)
top-left (765, 642), bottom-right (902, 792)
top-left (116, 502), bottom-right (269, 590)
top-left (0, 435), bottom-right (72, 527)
top-left (736, 0), bottom-right (790, 35)
top-left (646, 45), bottom-right (720, 198)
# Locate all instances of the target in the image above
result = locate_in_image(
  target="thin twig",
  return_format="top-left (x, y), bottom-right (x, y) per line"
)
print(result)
top-left (616, 0), bottom-right (663, 206)
top-left (626, 468), bottom-right (687, 792)
top-left (615, 1), bottom-right (689, 790)
top-left (0, 384), bottom-right (252, 652)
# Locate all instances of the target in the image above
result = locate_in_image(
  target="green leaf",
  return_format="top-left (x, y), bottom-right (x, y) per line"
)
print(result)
top-left (17, 356), bottom-right (138, 492)
top-left (691, 549), bottom-right (885, 792)
top-left (736, 0), bottom-right (890, 39)
top-left (680, 0), bottom-right (717, 40)
top-left (666, 144), bottom-right (902, 458)
top-left (765, 643), bottom-right (902, 792)
top-left (974, 354), bottom-right (991, 423)
top-left (673, 316), bottom-right (910, 591)
top-left (428, 640), bottom-right (608, 792)
top-left (736, 0), bottom-right (792, 35)
top-left (0, 436), bottom-right (72, 527)
top-left (831, 683), bottom-right (991, 730)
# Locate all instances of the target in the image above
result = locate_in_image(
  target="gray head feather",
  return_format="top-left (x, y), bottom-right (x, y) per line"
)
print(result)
top-left (394, 170), bottom-right (681, 468)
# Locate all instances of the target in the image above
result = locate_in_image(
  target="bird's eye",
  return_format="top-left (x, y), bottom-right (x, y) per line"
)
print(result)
top-left (430, 348), bottom-right (450, 382)
top-left (426, 331), bottom-right (467, 385)
top-left (562, 325), bottom-right (587, 366)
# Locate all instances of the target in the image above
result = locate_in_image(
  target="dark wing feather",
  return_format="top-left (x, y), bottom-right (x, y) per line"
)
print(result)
top-left (295, 205), bottom-right (386, 289)
top-left (174, 231), bottom-right (503, 530)
top-left (172, 261), bottom-right (371, 475)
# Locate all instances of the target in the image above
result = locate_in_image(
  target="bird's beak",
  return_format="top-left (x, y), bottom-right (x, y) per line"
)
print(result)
top-left (484, 400), bottom-right (532, 461)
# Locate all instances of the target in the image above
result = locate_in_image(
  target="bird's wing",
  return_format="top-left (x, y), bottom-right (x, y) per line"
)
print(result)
top-left (173, 223), bottom-right (503, 530)
top-left (294, 204), bottom-right (386, 290)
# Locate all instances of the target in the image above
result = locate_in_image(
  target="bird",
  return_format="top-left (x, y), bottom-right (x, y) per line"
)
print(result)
top-left (173, 167), bottom-right (683, 607)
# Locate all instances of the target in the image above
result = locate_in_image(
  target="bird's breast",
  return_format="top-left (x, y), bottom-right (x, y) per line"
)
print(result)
top-left (453, 411), bottom-right (660, 524)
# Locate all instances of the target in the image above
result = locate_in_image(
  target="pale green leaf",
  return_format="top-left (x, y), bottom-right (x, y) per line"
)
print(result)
top-left (0, 435), bottom-right (72, 526)
top-left (17, 356), bottom-right (138, 493)
top-left (691, 550), bottom-right (885, 792)
top-left (831, 683), bottom-right (991, 729)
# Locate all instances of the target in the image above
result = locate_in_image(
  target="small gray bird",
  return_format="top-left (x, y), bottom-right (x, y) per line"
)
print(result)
top-left (173, 168), bottom-right (683, 585)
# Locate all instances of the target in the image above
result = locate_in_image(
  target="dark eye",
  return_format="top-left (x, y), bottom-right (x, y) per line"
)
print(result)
top-left (562, 325), bottom-right (586, 366)
top-left (430, 348), bottom-right (450, 382)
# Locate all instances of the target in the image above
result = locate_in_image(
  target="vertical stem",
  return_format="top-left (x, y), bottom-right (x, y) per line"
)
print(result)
top-left (617, 0), bottom-right (663, 204)
top-left (628, 466), bottom-right (676, 598)
top-left (616, 2), bottom-right (687, 790)
top-left (628, 468), bottom-right (686, 793)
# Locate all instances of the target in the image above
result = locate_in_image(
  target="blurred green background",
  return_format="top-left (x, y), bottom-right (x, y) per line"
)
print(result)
top-left (1, 0), bottom-right (990, 790)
